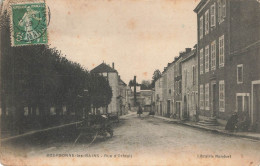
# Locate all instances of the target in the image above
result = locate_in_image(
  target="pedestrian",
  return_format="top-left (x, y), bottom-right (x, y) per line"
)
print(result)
top-left (137, 105), bottom-right (143, 117)
top-left (225, 112), bottom-right (238, 132)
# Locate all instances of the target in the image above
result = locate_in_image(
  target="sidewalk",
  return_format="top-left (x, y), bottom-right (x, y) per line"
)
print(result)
top-left (154, 115), bottom-right (260, 141)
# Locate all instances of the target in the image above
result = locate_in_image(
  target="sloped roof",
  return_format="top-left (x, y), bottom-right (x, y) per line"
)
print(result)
top-left (194, 0), bottom-right (207, 13)
top-left (91, 63), bottom-right (117, 73)
top-left (119, 78), bottom-right (127, 86)
top-left (181, 49), bottom-right (197, 63)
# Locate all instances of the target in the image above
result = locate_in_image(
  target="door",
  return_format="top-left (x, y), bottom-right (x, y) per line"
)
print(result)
top-left (211, 83), bottom-right (217, 117)
top-left (160, 102), bottom-right (162, 115)
top-left (167, 100), bottom-right (171, 117)
top-left (183, 96), bottom-right (187, 118)
top-left (237, 96), bottom-right (243, 113)
top-left (253, 84), bottom-right (260, 132)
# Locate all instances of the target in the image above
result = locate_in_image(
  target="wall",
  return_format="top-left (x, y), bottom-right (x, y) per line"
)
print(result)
top-left (181, 53), bottom-right (198, 119)
top-left (107, 72), bottom-right (119, 114)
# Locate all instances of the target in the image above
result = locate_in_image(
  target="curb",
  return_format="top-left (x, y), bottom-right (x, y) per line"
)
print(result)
top-left (1, 121), bottom-right (82, 142)
top-left (154, 116), bottom-right (260, 141)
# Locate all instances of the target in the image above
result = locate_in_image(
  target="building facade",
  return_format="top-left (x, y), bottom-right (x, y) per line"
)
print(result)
top-left (140, 90), bottom-right (154, 112)
top-left (174, 54), bottom-right (183, 119)
top-left (118, 77), bottom-right (127, 115)
top-left (161, 70), bottom-right (168, 117)
top-left (91, 62), bottom-right (121, 114)
top-left (155, 77), bottom-right (163, 116)
top-left (181, 48), bottom-right (198, 120)
top-left (166, 63), bottom-right (175, 117)
top-left (194, 0), bottom-right (260, 131)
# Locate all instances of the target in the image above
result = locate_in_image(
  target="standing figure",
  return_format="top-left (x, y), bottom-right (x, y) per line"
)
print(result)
top-left (137, 105), bottom-right (143, 117)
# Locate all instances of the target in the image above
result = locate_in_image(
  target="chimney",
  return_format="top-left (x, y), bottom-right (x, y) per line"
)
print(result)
top-left (112, 62), bottom-right (114, 69)
top-left (185, 48), bottom-right (191, 53)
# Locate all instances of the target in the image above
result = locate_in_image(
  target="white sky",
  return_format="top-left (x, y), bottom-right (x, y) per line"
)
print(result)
top-left (46, 0), bottom-right (199, 83)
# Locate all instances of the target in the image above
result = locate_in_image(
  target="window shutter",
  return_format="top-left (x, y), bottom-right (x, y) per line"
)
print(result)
top-left (218, 0), bottom-right (221, 23)
top-left (211, 3), bottom-right (216, 27)
top-left (222, 0), bottom-right (226, 18)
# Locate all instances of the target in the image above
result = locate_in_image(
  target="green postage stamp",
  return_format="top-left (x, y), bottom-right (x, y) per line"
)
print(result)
top-left (10, 3), bottom-right (48, 46)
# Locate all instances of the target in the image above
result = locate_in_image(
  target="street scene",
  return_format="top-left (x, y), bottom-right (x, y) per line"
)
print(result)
top-left (2, 112), bottom-right (260, 165)
top-left (0, 0), bottom-right (260, 165)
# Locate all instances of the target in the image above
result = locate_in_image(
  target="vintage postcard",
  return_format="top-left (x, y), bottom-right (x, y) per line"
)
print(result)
top-left (0, 0), bottom-right (260, 166)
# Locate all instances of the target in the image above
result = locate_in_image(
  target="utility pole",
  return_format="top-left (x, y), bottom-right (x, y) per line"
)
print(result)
top-left (133, 76), bottom-right (137, 106)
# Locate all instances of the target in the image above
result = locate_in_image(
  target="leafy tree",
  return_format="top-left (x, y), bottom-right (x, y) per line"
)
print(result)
top-left (151, 69), bottom-right (161, 88)
top-left (0, 11), bottom-right (113, 132)
top-left (88, 74), bottom-right (112, 109)
top-left (140, 80), bottom-right (152, 90)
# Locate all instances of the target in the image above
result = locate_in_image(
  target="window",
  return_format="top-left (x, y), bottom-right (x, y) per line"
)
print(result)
top-left (102, 72), bottom-right (107, 76)
top-left (192, 65), bottom-right (196, 85)
top-left (205, 45), bottom-right (209, 73)
top-left (237, 64), bottom-right (243, 84)
top-left (200, 49), bottom-right (204, 74)
top-left (200, 16), bottom-right (204, 39)
top-left (205, 10), bottom-right (209, 35)
top-left (200, 84), bottom-right (204, 110)
top-left (236, 93), bottom-right (250, 113)
top-left (219, 35), bottom-right (225, 67)
top-left (211, 40), bottom-right (216, 70)
top-left (210, 3), bottom-right (216, 27)
top-left (219, 80), bottom-right (225, 112)
top-left (205, 83), bottom-right (210, 110)
top-left (218, 0), bottom-right (226, 24)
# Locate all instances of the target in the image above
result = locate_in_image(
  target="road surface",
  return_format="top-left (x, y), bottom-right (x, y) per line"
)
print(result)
top-left (2, 112), bottom-right (260, 166)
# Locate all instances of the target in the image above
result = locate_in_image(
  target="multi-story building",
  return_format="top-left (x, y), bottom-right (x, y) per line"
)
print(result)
top-left (140, 90), bottom-right (154, 112)
top-left (155, 76), bottom-right (163, 116)
top-left (174, 53), bottom-right (183, 119)
top-left (181, 48), bottom-right (198, 120)
top-left (166, 62), bottom-right (175, 117)
top-left (194, 0), bottom-right (260, 131)
top-left (118, 76), bottom-right (127, 115)
top-left (91, 62), bottom-right (120, 114)
top-left (161, 69), bottom-right (168, 117)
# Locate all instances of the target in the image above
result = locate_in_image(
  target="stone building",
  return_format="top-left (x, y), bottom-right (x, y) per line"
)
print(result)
top-left (181, 48), bottom-right (198, 120)
top-left (140, 90), bottom-right (154, 112)
top-left (155, 77), bottom-right (163, 116)
top-left (161, 70), bottom-right (168, 117)
top-left (174, 54), bottom-right (183, 119)
top-left (194, 0), bottom-right (260, 131)
top-left (165, 63), bottom-right (175, 117)
top-left (118, 76), bottom-right (127, 115)
top-left (91, 62), bottom-right (121, 114)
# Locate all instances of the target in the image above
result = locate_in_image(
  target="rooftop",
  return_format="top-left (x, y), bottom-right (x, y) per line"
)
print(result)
top-left (91, 63), bottom-right (117, 73)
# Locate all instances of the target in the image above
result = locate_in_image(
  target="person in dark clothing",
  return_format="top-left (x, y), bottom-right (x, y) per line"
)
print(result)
top-left (237, 111), bottom-right (250, 131)
top-left (137, 105), bottom-right (143, 117)
top-left (225, 112), bottom-right (238, 131)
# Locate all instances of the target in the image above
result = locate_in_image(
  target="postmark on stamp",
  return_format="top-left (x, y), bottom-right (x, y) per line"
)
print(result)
top-left (10, 2), bottom-right (48, 46)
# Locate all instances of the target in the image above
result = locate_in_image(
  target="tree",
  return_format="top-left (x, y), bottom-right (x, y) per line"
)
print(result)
top-left (151, 69), bottom-right (161, 88)
top-left (88, 74), bottom-right (112, 115)
top-left (0, 10), bottom-right (113, 132)
top-left (140, 80), bottom-right (152, 90)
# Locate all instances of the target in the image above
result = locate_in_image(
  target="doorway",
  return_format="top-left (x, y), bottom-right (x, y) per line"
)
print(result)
top-left (167, 100), bottom-right (171, 117)
top-left (175, 102), bottom-right (181, 119)
top-left (211, 81), bottom-right (217, 117)
top-left (252, 83), bottom-right (260, 132)
top-left (183, 96), bottom-right (187, 119)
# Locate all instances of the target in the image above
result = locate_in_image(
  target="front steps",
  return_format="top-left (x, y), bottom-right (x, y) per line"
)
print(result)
top-left (197, 117), bottom-right (219, 126)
